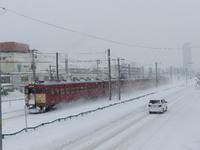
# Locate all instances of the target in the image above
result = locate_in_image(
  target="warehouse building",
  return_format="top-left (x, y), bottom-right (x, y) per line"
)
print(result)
top-left (0, 42), bottom-right (31, 74)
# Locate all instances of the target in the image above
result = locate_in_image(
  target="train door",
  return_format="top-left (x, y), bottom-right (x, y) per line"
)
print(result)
top-left (24, 87), bottom-right (36, 106)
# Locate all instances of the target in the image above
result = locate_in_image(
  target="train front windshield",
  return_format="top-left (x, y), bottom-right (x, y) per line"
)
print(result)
top-left (25, 88), bottom-right (34, 94)
top-left (25, 87), bottom-right (47, 106)
top-left (25, 87), bottom-right (46, 94)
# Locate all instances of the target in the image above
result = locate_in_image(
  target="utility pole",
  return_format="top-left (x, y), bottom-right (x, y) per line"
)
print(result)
top-left (0, 52), bottom-right (2, 150)
top-left (155, 62), bottom-right (158, 88)
top-left (56, 52), bottom-right (59, 82)
top-left (117, 58), bottom-right (121, 100)
top-left (65, 58), bottom-right (68, 74)
top-left (170, 66), bottom-right (172, 83)
top-left (107, 49), bottom-right (111, 100)
top-left (31, 49), bottom-right (37, 108)
top-left (96, 60), bottom-right (100, 79)
top-left (186, 66), bottom-right (188, 86)
top-left (49, 65), bottom-right (52, 82)
top-left (128, 64), bottom-right (131, 79)
top-left (31, 49), bottom-right (37, 82)
top-left (177, 68), bottom-right (180, 81)
top-left (141, 66), bottom-right (144, 78)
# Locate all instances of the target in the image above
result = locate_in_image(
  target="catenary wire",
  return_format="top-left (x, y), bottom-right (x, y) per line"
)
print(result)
top-left (1, 6), bottom-right (199, 50)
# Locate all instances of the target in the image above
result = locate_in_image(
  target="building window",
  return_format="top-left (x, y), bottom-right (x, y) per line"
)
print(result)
top-left (21, 76), bottom-right (28, 81)
top-left (44, 76), bottom-right (49, 81)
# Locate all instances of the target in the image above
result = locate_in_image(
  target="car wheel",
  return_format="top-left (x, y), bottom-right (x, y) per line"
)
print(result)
top-left (165, 106), bottom-right (168, 111)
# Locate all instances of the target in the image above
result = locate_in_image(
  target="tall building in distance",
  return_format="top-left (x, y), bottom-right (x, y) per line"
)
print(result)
top-left (182, 42), bottom-right (192, 71)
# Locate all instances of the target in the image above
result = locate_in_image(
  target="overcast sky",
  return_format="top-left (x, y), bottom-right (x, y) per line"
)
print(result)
top-left (0, 0), bottom-right (200, 70)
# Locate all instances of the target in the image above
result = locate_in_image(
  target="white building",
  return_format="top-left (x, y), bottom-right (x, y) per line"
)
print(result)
top-left (0, 42), bottom-right (31, 74)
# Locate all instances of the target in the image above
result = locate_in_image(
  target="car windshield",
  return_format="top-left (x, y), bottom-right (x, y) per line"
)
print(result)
top-left (149, 100), bottom-right (160, 104)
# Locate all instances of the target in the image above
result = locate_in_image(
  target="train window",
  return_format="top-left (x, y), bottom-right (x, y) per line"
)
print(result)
top-left (84, 86), bottom-right (88, 91)
top-left (56, 89), bottom-right (59, 95)
top-left (60, 89), bottom-right (65, 94)
top-left (25, 88), bottom-right (35, 94)
top-left (76, 87), bottom-right (79, 92)
top-left (80, 86), bottom-right (84, 92)
top-left (71, 88), bottom-right (75, 93)
top-left (51, 88), bottom-right (55, 95)
top-left (34, 88), bottom-right (47, 93)
top-left (105, 85), bottom-right (107, 89)
top-left (66, 88), bottom-right (70, 94)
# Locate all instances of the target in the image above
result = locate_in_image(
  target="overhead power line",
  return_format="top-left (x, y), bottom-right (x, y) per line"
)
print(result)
top-left (0, 6), bottom-right (200, 50)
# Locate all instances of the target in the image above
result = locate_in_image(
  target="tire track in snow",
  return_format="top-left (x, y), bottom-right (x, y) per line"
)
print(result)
top-left (123, 88), bottom-right (194, 150)
top-left (80, 87), bottom-right (194, 150)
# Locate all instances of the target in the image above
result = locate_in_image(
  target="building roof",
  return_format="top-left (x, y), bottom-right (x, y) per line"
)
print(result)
top-left (0, 42), bottom-right (29, 53)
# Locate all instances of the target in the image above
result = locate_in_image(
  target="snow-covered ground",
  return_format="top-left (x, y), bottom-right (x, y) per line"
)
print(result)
top-left (2, 80), bottom-right (200, 150)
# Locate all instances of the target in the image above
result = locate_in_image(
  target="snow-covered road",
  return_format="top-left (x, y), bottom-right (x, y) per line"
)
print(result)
top-left (3, 81), bottom-right (200, 150)
top-left (63, 86), bottom-right (199, 150)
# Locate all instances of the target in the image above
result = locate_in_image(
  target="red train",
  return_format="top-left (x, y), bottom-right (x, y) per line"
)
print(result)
top-left (24, 77), bottom-right (168, 113)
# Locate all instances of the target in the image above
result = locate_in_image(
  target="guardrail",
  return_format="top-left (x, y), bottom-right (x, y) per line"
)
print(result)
top-left (2, 92), bottom-right (157, 139)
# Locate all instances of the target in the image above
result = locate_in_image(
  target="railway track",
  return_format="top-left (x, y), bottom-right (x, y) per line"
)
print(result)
top-left (2, 109), bottom-right (26, 120)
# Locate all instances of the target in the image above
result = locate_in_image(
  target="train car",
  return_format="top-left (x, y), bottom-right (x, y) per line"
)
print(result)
top-left (24, 77), bottom-right (168, 113)
top-left (25, 80), bottom-right (107, 113)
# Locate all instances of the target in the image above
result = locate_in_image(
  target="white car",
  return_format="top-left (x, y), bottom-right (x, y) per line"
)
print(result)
top-left (148, 99), bottom-right (168, 114)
